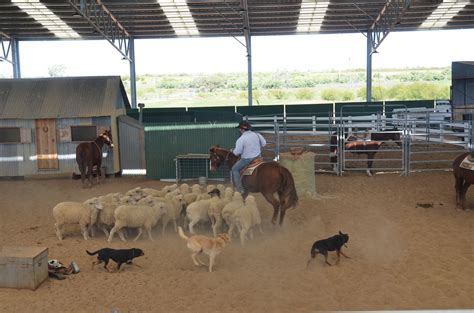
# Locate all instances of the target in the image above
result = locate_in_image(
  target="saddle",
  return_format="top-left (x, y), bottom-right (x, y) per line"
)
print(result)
top-left (240, 157), bottom-right (264, 176)
top-left (460, 155), bottom-right (474, 171)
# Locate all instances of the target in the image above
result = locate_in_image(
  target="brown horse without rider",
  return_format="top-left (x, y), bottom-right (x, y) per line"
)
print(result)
top-left (330, 129), bottom-right (401, 176)
top-left (453, 151), bottom-right (474, 210)
top-left (209, 146), bottom-right (298, 226)
top-left (76, 130), bottom-right (114, 188)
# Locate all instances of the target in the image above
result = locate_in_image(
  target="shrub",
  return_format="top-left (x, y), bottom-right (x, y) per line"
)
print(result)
top-left (268, 89), bottom-right (287, 100)
top-left (295, 88), bottom-right (314, 100)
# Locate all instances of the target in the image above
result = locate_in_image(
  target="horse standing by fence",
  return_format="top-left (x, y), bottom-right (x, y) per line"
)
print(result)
top-left (453, 152), bottom-right (474, 210)
top-left (330, 129), bottom-right (401, 176)
top-left (209, 146), bottom-right (298, 226)
top-left (76, 130), bottom-right (114, 188)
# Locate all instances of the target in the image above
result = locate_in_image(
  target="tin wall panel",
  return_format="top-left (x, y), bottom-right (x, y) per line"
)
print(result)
top-left (0, 119), bottom-right (35, 177)
top-left (118, 116), bottom-right (145, 173)
top-left (144, 123), bottom-right (237, 180)
top-left (0, 117), bottom-right (116, 177)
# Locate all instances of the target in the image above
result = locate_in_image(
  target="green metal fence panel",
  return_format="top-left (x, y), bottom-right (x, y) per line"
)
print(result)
top-left (384, 100), bottom-right (435, 115)
top-left (285, 103), bottom-right (333, 116)
top-left (187, 106), bottom-right (235, 113)
top-left (237, 105), bottom-right (284, 117)
top-left (188, 107), bottom-right (241, 122)
top-left (144, 123), bottom-right (239, 180)
top-left (335, 101), bottom-right (384, 117)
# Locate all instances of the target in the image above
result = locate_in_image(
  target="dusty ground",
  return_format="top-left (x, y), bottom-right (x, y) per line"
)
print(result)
top-left (0, 171), bottom-right (472, 312)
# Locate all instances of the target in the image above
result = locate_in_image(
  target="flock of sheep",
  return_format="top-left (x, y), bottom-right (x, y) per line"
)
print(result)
top-left (52, 183), bottom-right (263, 246)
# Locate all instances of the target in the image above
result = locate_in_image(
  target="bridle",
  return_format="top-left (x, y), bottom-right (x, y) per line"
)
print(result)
top-left (211, 148), bottom-right (232, 168)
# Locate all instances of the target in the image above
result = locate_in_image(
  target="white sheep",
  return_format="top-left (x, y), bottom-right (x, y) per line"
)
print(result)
top-left (208, 194), bottom-right (226, 238)
top-left (89, 194), bottom-right (135, 238)
top-left (53, 197), bottom-right (103, 241)
top-left (216, 184), bottom-right (226, 196)
top-left (107, 201), bottom-right (167, 242)
top-left (182, 184), bottom-right (202, 207)
top-left (125, 187), bottom-right (147, 201)
top-left (179, 183), bottom-right (191, 194)
top-left (221, 191), bottom-right (244, 239)
top-left (233, 195), bottom-right (263, 246)
top-left (196, 184), bottom-right (216, 201)
top-left (222, 187), bottom-right (234, 204)
top-left (185, 188), bottom-right (220, 234)
top-left (156, 193), bottom-right (186, 234)
top-left (138, 193), bottom-right (186, 234)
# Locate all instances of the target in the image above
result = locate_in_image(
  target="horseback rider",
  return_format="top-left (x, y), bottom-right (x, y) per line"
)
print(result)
top-left (230, 121), bottom-right (267, 193)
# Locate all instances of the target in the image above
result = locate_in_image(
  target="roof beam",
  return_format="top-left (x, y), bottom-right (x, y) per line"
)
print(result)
top-left (368, 0), bottom-right (412, 53)
top-left (67, 0), bottom-right (132, 61)
top-left (0, 32), bottom-right (13, 64)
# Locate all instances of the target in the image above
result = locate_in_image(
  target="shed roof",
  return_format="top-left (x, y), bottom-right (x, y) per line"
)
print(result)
top-left (0, 76), bottom-right (130, 119)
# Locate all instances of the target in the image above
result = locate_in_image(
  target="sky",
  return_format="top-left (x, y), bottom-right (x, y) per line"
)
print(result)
top-left (0, 28), bottom-right (473, 78)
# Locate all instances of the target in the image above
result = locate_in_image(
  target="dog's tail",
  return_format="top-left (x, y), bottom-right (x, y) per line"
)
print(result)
top-left (177, 226), bottom-right (189, 241)
top-left (86, 249), bottom-right (99, 256)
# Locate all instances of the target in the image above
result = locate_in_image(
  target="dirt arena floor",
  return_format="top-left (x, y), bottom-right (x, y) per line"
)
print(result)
top-left (0, 171), bottom-right (472, 312)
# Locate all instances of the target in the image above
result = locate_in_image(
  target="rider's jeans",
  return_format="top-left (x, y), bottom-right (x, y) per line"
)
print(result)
top-left (231, 157), bottom-right (254, 193)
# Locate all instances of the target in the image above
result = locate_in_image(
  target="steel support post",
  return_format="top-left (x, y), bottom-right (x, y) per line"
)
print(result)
top-left (240, 0), bottom-right (252, 107)
top-left (366, 30), bottom-right (373, 102)
top-left (128, 37), bottom-right (137, 109)
top-left (12, 39), bottom-right (20, 78)
top-left (247, 36), bottom-right (252, 107)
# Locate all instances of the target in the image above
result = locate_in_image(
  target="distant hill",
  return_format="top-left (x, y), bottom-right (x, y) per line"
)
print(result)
top-left (121, 67), bottom-right (451, 108)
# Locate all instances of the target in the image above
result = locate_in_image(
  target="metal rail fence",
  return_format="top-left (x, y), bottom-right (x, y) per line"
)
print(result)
top-left (247, 108), bottom-right (473, 176)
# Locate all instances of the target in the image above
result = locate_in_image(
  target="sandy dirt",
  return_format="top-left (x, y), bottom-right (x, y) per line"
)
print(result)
top-left (0, 171), bottom-right (472, 312)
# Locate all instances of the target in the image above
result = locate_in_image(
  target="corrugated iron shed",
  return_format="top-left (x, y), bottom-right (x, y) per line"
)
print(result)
top-left (0, 76), bottom-right (130, 119)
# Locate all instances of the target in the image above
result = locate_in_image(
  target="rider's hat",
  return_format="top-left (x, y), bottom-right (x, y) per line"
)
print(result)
top-left (237, 121), bottom-right (252, 130)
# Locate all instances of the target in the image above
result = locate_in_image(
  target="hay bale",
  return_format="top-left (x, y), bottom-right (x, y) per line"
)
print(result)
top-left (280, 151), bottom-right (317, 199)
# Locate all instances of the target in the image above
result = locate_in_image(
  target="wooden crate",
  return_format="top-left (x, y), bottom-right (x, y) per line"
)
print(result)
top-left (0, 246), bottom-right (48, 290)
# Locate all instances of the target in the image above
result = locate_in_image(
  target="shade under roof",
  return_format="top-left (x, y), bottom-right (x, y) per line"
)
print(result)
top-left (1, 0), bottom-right (473, 40)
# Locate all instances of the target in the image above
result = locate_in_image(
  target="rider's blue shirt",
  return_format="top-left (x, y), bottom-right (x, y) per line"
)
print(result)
top-left (233, 130), bottom-right (267, 159)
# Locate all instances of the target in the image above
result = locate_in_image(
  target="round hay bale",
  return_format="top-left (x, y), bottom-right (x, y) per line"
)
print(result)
top-left (280, 151), bottom-right (317, 199)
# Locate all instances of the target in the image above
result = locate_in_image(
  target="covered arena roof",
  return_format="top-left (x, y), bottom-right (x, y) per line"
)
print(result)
top-left (1, 0), bottom-right (474, 40)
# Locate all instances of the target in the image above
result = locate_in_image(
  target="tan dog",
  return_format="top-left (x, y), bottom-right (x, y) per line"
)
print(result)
top-left (177, 226), bottom-right (229, 272)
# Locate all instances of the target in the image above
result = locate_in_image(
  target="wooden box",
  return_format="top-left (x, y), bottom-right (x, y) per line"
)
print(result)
top-left (0, 246), bottom-right (48, 290)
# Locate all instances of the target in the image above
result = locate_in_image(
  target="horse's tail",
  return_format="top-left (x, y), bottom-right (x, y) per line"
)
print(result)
top-left (278, 165), bottom-right (298, 211)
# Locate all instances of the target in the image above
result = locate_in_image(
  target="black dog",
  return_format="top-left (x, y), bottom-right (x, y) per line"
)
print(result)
top-left (86, 248), bottom-right (144, 272)
top-left (307, 231), bottom-right (350, 267)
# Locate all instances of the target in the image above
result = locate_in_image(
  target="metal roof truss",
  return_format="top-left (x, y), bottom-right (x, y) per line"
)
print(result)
top-left (67, 0), bottom-right (131, 61)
